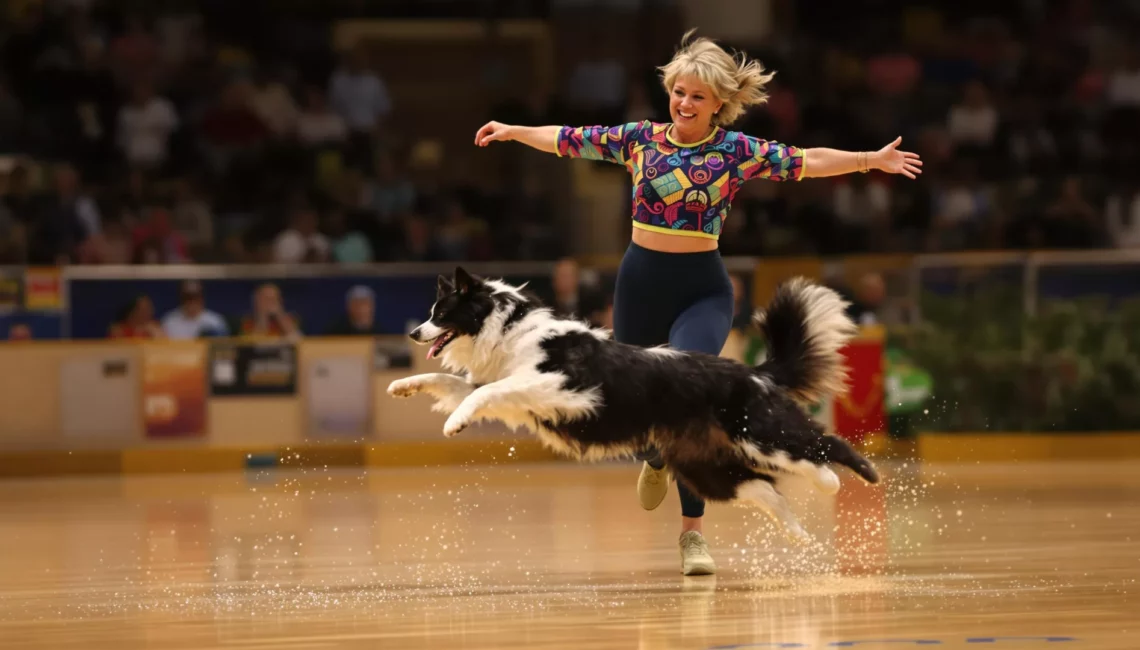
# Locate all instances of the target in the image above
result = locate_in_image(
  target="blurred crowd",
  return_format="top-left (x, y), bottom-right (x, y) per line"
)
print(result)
top-left (0, 0), bottom-right (1139, 269)
top-left (0, 0), bottom-right (566, 267)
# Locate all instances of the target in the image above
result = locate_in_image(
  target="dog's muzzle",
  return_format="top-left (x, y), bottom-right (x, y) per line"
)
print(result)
top-left (410, 323), bottom-right (456, 360)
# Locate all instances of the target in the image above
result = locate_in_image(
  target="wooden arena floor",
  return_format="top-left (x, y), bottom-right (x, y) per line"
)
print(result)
top-left (0, 459), bottom-right (1136, 649)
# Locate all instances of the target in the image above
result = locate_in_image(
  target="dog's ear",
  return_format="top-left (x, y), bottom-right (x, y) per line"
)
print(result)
top-left (436, 274), bottom-right (454, 299)
top-left (454, 266), bottom-right (478, 294)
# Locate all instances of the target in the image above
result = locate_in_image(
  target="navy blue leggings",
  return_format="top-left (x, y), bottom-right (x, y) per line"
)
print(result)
top-left (612, 242), bottom-right (735, 519)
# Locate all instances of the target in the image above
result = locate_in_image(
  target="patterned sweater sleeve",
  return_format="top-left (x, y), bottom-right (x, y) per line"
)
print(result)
top-left (734, 133), bottom-right (806, 182)
top-left (555, 121), bottom-right (648, 165)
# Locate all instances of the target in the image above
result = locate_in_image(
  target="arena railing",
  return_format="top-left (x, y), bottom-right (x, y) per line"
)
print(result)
top-left (2, 250), bottom-right (1137, 341)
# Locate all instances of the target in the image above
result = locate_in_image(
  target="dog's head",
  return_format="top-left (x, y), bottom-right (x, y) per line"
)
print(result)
top-left (410, 267), bottom-right (497, 361)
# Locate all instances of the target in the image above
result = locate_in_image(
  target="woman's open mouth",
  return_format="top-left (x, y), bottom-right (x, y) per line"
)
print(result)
top-left (427, 330), bottom-right (457, 359)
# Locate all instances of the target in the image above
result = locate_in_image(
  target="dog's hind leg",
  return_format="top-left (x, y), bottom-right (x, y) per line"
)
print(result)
top-left (442, 373), bottom-right (598, 438)
top-left (735, 479), bottom-right (812, 545)
top-left (388, 373), bottom-right (475, 414)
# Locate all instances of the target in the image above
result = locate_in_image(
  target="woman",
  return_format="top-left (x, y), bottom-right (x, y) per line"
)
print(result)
top-left (473, 32), bottom-right (921, 575)
top-left (109, 295), bottom-right (163, 339)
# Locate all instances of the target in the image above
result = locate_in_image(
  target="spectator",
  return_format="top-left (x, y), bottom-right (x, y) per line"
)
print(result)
top-left (434, 199), bottom-right (487, 261)
top-left (116, 82), bottom-right (178, 170)
top-left (832, 174), bottom-right (892, 253)
top-left (847, 272), bottom-right (887, 326)
top-left (548, 257), bottom-right (582, 317)
top-left (170, 177), bottom-right (213, 253)
top-left (947, 81), bottom-right (999, 151)
top-left (328, 45), bottom-right (391, 169)
top-left (1106, 47), bottom-right (1140, 108)
top-left (296, 86), bottom-right (347, 148)
top-left (54, 164), bottom-right (100, 236)
top-left (67, 37), bottom-right (119, 179)
top-left (1105, 178), bottom-right (1140, 248)
top-left (86, 216), bottom-right (133, 264)
top-left (109, 295), bottom-right (163, 339)
top-left (239, 282), bottom-right (301, 339)
top-left (360, 153), bottom-right (415, 221)
top-left (327, 210), bottom-right (373, 263)
top-left (132, 208), bottom-right (190, 264)
top-left (400, 214), bottom-right (437, 262)
top-left (928, 166), bottom-right (991, 251)
top-left (545, 257), bottom-right (605, 320)
top-left (161, 280), bottom-right (228, 339)
top-left (273, 206), bottom-right (330, 264)
top-left (3, 164), bottom-right (39, 225)
top-left (29, 164), bottom-right (92, 264)
top-left (248, 66), bottom-right (299, 140)
top-left (198, 81), bottom-right (270, 173)
top-left (325, 285), bottom-right (381, 335)
top-left (7, 322), bottom-right (32, 341)
top-left (1005, 98), bottom-right (1058, 174)
top-left (1042, 176), bottom-right (1102, 249)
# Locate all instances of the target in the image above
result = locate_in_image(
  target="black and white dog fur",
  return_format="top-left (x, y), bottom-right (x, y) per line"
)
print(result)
top-left (388, 267), bottom-right (880, 542)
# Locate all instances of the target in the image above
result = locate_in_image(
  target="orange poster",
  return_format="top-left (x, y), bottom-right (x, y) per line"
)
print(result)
top-left (142, 343), bottom-right (208, 438)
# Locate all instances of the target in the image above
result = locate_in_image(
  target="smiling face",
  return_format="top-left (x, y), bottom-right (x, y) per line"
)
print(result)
top-left (409, 268), bottom-right (496, 360)
top-left (669, 75), bottom-right (723, 135)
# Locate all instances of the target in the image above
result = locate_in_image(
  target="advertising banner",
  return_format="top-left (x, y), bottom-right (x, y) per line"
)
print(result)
top-left (24, 268), bottom-right (63, 310)
top-left (209, 342), bottom-right (298, 397)
top-left (142, 344), bottom-right (208, 438)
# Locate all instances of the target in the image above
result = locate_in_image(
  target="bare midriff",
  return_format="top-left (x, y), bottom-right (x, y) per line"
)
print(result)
top-left (631, 227), bottom-right (719, 253)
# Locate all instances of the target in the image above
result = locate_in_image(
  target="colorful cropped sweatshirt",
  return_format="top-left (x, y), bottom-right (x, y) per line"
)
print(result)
top-left (556, 120), bottom-right (805, 240)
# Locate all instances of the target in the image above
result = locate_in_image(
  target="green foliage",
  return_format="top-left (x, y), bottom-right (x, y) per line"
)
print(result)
top-left (897, 284), bottom-right (1140, 433)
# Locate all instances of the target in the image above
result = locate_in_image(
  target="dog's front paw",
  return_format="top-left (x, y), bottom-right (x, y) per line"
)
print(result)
top-left (387, 378), bottom-right (423, 398)
top-left (442, 412), bottom-right (470, 438)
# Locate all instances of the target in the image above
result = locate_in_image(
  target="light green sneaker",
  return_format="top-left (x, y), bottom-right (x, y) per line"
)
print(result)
top-left (679, 531), bottom-right (716, 576)
top-left (637, 462), bottom-right (669, 510)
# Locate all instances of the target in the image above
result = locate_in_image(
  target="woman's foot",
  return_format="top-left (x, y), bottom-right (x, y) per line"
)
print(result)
top-left (637, 462), bottom-right (670, 510)
top-left (679, 530), bottom-right (716, 576)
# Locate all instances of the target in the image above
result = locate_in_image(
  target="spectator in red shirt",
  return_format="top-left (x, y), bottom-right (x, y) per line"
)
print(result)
top-left (109, 295), bottom-right (163, 339)
top-left (199, 81), bottom-right (270, 174)
top-left (132, 207), bottom-right (189, 263)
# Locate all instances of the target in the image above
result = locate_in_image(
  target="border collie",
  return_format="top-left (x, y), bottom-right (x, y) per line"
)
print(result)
top-left (387, 267), bottom-right (880, 542)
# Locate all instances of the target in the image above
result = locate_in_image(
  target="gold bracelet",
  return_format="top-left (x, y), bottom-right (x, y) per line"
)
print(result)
top-left (858, 151), bottom-right (869, 173)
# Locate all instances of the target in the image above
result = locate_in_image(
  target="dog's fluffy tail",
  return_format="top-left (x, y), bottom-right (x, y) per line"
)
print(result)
top-left (753, 277), bottom-right (858, 406)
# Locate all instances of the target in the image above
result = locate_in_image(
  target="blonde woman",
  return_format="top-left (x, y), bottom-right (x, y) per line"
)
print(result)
top-left (474, 31), bottom-right (921, 575)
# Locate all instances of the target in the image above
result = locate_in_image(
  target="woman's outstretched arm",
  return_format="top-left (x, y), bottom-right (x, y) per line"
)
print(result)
top-left (803, 137), bottom-right (923, 179)
top-left (476, 121), bottom-right (646, 165)
top-left (475, 121), bottom-right (560, 154)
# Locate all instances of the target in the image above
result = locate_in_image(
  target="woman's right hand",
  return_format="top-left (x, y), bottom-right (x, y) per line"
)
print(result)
top-left (474, 121), bottom-right (515, 147)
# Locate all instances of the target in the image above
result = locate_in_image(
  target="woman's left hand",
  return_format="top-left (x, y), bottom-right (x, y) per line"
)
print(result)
top-left (873, 136), bottom-right (923, 179)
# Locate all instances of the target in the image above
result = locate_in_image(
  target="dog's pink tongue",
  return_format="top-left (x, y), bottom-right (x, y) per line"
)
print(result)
top-left (426, 339), bottom-right (442, 360)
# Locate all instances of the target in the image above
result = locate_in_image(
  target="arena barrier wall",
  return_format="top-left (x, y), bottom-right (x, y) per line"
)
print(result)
top-left (0, 327), bottom-right (895, 478)
top-left (6, 248), bottom-right (1140, 475)
top-left (0, 336), bottom-right (559, 478)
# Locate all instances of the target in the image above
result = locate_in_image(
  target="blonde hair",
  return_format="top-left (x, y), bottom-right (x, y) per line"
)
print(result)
top-left (657, 29), bottom-right (775, 127)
